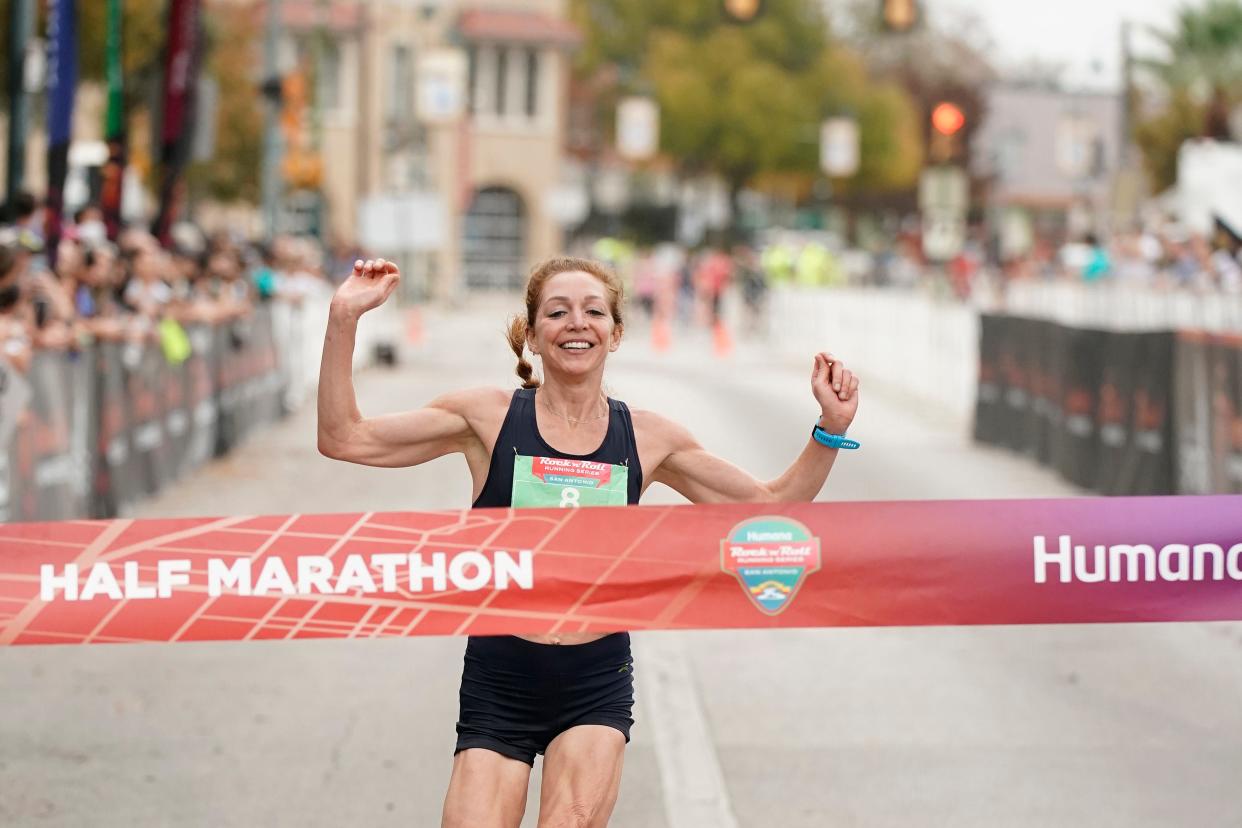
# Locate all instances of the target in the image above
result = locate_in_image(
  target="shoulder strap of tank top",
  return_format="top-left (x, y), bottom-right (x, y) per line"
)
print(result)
top-left (608, 397), bottom-right (643, 503)
top-left (471, 389), bottom-right (525, 509)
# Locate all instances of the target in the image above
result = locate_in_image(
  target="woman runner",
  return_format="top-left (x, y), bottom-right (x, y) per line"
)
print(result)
top-left (317, 256), bottom-right (860, 827)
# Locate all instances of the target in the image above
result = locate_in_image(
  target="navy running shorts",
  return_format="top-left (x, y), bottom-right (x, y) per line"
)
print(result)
top-left (454, 632), bottom-right (635, 766)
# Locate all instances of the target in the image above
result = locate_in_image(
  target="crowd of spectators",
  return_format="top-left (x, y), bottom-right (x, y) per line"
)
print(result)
top-left (0, 191), bottom-right (337, 378)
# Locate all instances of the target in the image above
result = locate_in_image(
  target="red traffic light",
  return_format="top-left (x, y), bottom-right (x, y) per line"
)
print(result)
top-left (722, 0), bottom-right (764, 23)
top-left (882, 0), bottom-right (918, 31)
top-left (931, 102), bottom-right (965, 136)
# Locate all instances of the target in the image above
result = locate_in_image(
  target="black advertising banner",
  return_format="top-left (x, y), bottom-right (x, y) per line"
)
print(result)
top-left (1128, 332), bottom-right (1176, 495)
top-left (1053, 328), bottom-right (1106, 490)
top-left (973, 314), bottom-right (1005, 446)
top-left (1092, 332), bottom-right (1141, 495)
top-left (974, 325), bottom-right (1174, 496)
top-left (1216, 335), bottom-right (1242, 493)
top-left (993, 320), bottom-right (1033, 454)
top-left (998, 317), bottom-right (1032, 454)
top-left (1174, 332), bottom-right (1215, 495)
top-left (1030, 320), bottom-right (1065, 467)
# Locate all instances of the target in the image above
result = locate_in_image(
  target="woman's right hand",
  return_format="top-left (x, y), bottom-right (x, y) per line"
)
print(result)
top-left (331, 258), bottom-right (401, 320)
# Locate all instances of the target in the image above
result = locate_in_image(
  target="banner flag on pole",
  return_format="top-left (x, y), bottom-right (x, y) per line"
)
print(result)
top-left (44, 0), bottom-right (77, 268)
top-left (152, 0), bottom-right (202, 246)
top-left (1, 496), bottom-right (1240, 647)
top-left (101, 0), bottom-right (126, 241)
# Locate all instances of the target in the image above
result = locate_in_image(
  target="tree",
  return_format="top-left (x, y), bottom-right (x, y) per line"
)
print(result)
top-left (1143, 0), bottom-right (1242, 140)
top-left (571, 0), bottom-right (924, 227)
top-left (835, 0), bottom-right (994, 180)
top-left (1133, 89), bottom-right (1206, 193)
top-left (186, 2), bottom-right (264, 204)
top-left (1133, 0), bottom-right (1242, 190)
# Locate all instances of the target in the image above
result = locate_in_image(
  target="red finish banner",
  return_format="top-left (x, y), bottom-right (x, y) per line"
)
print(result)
top-left (1, 496), bottom-right (1241, 646)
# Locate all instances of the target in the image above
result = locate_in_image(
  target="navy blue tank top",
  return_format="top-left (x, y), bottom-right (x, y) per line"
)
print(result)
top-left (472, 388), bottom-right (643, 507)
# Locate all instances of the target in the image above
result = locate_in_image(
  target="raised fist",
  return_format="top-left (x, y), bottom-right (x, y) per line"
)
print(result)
top-left (811, 352), bottom-right (859, 434)
top-left (331, 258), bottom-right (401, 319)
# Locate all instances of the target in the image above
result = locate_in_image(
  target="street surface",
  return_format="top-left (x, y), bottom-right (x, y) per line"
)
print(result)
top-left (3, 297), bottom-right (1241, 827)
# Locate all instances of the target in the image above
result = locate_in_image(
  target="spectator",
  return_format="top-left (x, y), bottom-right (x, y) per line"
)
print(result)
top-left (0, 236), bottom-right (33, 374)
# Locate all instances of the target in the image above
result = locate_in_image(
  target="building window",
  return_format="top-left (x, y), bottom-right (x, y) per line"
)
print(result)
top-left (463, 187), bottom-right (526, 290)
top-left (389, 44), bottom-right (413, 122)
top-left (319, 40), bottom-right (342, 112)
top-left (495, 47), bottom-right (508, 116)
top-left (524, 48), bottom-right (539, 118)
top-left (466, 44), bottom-right (477, 114)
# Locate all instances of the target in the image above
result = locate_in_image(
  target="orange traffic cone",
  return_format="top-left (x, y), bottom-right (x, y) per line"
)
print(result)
top-left (712, 320), bottom-right (733, 358)
top-left (405, 306), bottom-right (424, 346)
top-left (651, 317), bottom-right (671, 353)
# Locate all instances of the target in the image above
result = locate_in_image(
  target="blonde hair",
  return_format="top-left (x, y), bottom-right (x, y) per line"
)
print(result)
top-left (506, 256), bottom-right (625, 389)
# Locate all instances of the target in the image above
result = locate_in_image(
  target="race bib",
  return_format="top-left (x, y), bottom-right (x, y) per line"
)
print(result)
top-left (511, 455), bottom-right (628, 509)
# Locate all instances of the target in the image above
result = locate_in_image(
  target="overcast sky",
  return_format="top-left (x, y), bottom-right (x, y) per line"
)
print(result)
top-left (925, 0), bottom-right (1186, 90)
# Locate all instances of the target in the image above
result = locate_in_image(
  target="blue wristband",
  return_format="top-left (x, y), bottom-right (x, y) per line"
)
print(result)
top-left (812, 424), bottom-right (860, 450)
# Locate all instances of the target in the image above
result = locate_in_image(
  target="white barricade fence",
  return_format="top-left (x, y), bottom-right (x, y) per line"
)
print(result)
top-left (999, 281), bottom-right (1242, 333)
top-left (768, 286), bottom-right (979, 420)
top-left (771, 283), bottom-right (1242, 422)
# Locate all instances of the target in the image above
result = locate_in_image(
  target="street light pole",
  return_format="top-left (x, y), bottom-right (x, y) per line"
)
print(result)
top-left (261, 0), bottom-right (283, 240)
top-left (6, 0), bottom-right (34, 204)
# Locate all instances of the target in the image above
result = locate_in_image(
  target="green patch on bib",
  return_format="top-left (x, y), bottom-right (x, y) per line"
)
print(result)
top-left (511, 455), bottom-right (628, 508)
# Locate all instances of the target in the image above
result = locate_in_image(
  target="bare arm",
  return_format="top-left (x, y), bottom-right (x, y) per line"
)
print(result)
top-left (316, 258), bottom-right (484, 468)
top-left (647, 352), bottom-right (860, 503)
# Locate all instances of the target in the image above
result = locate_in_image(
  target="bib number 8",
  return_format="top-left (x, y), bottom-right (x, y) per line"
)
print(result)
top-left (559, 487), bottom-right (581, 508)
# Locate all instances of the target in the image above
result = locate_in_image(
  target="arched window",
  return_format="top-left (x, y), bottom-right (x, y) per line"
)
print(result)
top-left (462, 187), bottom-right (526, 290)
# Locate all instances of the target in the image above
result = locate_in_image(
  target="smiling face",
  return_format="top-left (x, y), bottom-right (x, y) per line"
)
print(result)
top-left (528, 270), bottom-right (622, 379)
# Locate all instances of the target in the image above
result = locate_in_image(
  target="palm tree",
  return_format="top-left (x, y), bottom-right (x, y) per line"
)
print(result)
top-left (1143, 0), bottom-right (1242, 140)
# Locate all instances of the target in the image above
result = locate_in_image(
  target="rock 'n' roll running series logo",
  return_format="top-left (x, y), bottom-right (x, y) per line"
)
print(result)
top-left (721, 516), bottom-right (821, 615)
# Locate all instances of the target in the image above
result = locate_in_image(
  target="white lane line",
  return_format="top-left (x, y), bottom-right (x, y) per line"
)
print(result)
top-left (637, 631), bottom-right (738, 828)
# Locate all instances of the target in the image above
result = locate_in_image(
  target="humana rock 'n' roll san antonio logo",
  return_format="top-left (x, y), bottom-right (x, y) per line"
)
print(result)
top-left (721, 516), bottom-right (822, 616)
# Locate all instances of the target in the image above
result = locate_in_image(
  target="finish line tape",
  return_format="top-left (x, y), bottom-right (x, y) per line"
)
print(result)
top-left (2, 496), bottom-right (1241, 646)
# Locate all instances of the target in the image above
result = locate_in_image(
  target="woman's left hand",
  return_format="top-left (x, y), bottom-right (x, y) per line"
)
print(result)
top-left (811, 352), bottom-right (859, 434)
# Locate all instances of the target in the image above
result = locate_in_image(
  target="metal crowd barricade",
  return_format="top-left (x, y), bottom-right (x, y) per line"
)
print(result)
top-left (0, 303), bottom-right (299, 521)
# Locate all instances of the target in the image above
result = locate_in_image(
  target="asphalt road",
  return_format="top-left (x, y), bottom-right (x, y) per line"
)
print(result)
top-left (3, 297), bottom-right (1240, 827)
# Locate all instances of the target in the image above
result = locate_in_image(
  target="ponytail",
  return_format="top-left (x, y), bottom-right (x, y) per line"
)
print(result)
top-left (506, 316), bottom-right (540, 389)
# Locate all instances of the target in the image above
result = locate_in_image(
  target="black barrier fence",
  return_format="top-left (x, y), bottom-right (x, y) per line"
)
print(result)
top-left (1173, 332), bottom-right (1242, 495)
top-left (0, 307), bottom-right (287, 521)
top-left (974, 315), bottom-right (1231, 496)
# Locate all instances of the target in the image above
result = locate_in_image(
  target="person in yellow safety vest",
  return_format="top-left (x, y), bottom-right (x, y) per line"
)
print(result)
top-left (795, 241), bottom-right (828, 287)
top-left (761, 242), bottom-right (794, 286)
top-left (795, 241), bottom-right (848, 288)
top-left (591, 237), bottom-right (636, 293)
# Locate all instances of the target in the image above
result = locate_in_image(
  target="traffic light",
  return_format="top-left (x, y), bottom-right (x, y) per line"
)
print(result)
top-left (882, 0), bottom-right (918, 32)
top-left (280, 69), bottom-right (323, 189)
top-left (721, 0), bottom-right (764, 24)
top-left (929, 101), bottom-right (965, 162)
